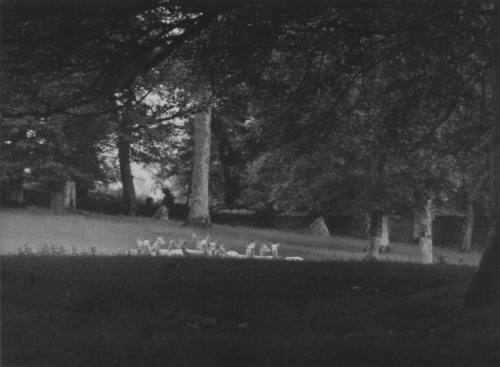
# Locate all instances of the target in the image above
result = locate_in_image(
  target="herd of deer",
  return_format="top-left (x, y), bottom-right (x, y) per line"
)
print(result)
top-left (127, 234), bottom-right (304, 261)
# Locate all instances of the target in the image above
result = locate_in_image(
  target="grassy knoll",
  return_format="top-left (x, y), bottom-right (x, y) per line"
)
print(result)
top-left (2, 256), bottom-right (499, 366)
top-left (0, 208), bottom-right (481, 264)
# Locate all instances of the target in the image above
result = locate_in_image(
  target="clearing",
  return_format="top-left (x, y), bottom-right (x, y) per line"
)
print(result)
top-left (0, 208), bottom-right (481, 264)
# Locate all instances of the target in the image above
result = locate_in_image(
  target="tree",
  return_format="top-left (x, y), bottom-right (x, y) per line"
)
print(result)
top-left (117, 101), bottom-right (138, 216)
top-left (230, 1), bottom-right (491, 263)
top-left (164, 4), bottom-right (289, 223)
top-left (465, 1), bottom-right (500, 309)
top-left (414, 196), bottom-right (435, 264)
top-left (2, 0), bottom-right (495, 242)
top-left (187, 105), bottom-right (212, 226)
top-left (0, 106), bottom-right (112, 212)
top-left (1, 0), bottom-right (229, 213)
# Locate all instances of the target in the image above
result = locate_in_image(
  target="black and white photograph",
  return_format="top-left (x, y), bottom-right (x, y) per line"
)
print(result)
top-left (1, 0), bottom-right (499, 365)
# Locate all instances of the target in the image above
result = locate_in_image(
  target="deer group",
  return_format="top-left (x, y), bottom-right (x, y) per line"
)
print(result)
top-left (128, 234), bottom-right (304, 261)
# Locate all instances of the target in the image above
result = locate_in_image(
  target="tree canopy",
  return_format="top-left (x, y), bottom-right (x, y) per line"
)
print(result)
top-left (1, 0), bottom-right (498, 261)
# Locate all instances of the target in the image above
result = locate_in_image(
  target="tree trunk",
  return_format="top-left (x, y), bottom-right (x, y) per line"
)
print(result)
top-left (10, 178), bottom-right (24, 206)
top-left (50, 181), bottom-right (65, 215)
top-left (461, 171), bottom-right (488, 252)
top-left (379, 215), bottom-right (390, 252)
top-left (461, 202), bottom-right (475, 252)
top-left (0, 111), bottom-right (3, 207)
top-left (222, 160), bottom-right (240, 207)
top-left (364, 212), bottom-right (370, 238)
top-left (187, 108), bottom-right (211, 227)
top-left (50, 180), bottom-right (76, 214)
top-left (366, 210), bottom-right (384, 259)
top-left (415, 197), bottom-right (434, 264)
top-left (413, 213), bottom-right (420, 243)
top-left (64, 181), bottom-right (76, 210)
top-left (465, 1), bottom-right (500, 309)
top-left (217, 134), bottom-right (241, 207)
top-left (117, 107), bottom-right (136, 216)
top-left (14, 185), bottom-right (24, 205)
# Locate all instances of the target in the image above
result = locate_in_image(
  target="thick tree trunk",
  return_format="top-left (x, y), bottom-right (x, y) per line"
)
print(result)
top-left (366, 210), bottom-right (384, 259)
top-left (465, 233), bottom-right (500, 309)
top-left (465, 1), bottom-right (500, 309)
top-left (117, 108), bottom-right (136, 216)
top-left (415, 197), bottom-right (434, 264)
top-left (118, 136), bottom-right (136, 216)
top-left (187, 108), bottom-right (211, 227)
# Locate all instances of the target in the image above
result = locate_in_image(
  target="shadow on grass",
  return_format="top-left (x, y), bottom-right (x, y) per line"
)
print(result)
top-left (2, 256), bottom-right (498, 366)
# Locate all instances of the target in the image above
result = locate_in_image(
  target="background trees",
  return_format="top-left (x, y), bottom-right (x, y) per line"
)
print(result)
top-left (223, 1), bottom-right (491, 262)
top-left (2, 0), bottom-right (500, 303)
top-left (1, 0), bottom-right (229, 214)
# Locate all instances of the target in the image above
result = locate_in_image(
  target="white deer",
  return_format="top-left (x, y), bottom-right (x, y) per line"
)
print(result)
top-left (184, 234), bottom-right (209, 256)
top-left (269, 243), bottom-right (304, 261)
top-left (253, 243), bottom-right (274, 260)
top-left (285, 256), bottom-right (304, 261)
top-left (244, 242), bottom-right (256, 258)
top-left (220, 242), bottom-right (254, 259)
top-left (157, 239), bottom-right (184, 257)
top-left (271, 243), bottom-right (280, 259)
top-left (128, 239), bottom-right (153, 256)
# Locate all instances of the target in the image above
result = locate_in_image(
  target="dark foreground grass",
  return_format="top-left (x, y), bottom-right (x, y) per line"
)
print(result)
top-left (2, 257), bottom-right (499, 367)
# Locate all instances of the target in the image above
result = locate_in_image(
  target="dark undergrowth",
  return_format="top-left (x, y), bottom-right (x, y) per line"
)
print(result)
top-left (2, 256), bottom-right (499, 366)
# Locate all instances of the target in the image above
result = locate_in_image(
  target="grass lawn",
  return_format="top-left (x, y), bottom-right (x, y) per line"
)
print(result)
top-left (0, 208), bottom-right (481, 264)
top-left (1, 208), bottom-right (496, 366)
top-left (2, 256), bottom-right (499, 366)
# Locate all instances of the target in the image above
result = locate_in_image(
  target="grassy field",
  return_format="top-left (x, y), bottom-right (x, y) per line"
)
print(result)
top-left (0, 208), bottom-right (482, 264)
top-left (1, 209), bottom-right (498, 366)
top-left (2, 256), bottom-right (499, 366)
